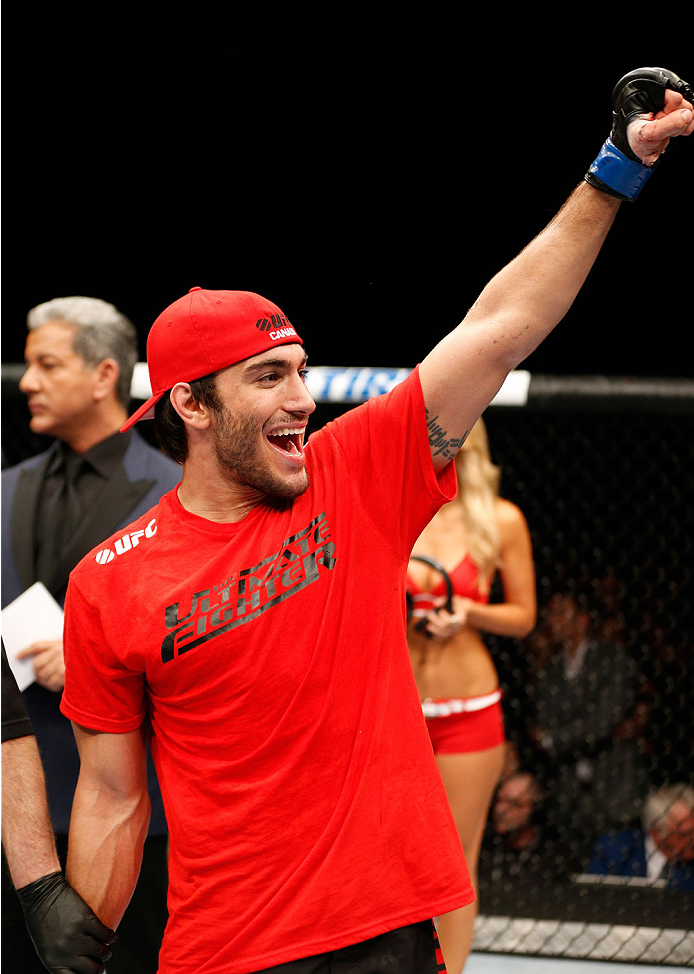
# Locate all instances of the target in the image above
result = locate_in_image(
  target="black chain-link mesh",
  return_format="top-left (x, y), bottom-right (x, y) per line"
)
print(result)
top-left (3, 376), bottom-right (693, 964)
top-left (474, 406), bottom-right (694, 964)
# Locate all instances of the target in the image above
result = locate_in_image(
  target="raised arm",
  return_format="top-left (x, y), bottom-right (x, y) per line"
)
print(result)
top-left (420, 67), bottom-right (693, 471)
top-left (66, 724), bottom-right (151, 929)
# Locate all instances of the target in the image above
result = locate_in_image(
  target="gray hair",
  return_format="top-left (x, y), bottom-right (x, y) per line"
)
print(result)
top-left (642, 783), bottom-right (694, 832)
top-left (27, 296), bottom-right (138, 408)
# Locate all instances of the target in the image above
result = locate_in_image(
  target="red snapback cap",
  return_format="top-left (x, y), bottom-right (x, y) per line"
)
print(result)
top-left (121, 287), bottom-right (302, 432)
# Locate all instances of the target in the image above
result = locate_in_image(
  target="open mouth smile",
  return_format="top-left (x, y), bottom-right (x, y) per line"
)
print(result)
top-left (265, 426), bottom-right (306, 461)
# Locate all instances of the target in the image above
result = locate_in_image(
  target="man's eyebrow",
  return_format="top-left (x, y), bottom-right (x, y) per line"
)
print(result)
top-left (243, 352), bottom-right (309, 374)
top-left (27, 352), bottom-right (63, 364)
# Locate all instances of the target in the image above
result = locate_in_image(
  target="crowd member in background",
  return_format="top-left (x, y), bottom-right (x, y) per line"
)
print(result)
top-left (2, 641), bottom-right (115, 973)
top-left (528, 587), bottom-right (650, 875)
top-left (1, 296), bottom-right (181, 973)
top-left (490, 770), bottom-right (543, 856)
top-left (407, 416), bottom-right (536, 971)
top-left (638, 602), bottom-right (693, 787)
top-left (588, 783), bottom-right (694, 889)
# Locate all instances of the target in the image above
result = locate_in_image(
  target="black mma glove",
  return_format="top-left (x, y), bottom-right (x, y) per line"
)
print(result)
top-left (16, 871), bottom-right (116, 974)
top-left (585, 66), bottom-right (693, 201)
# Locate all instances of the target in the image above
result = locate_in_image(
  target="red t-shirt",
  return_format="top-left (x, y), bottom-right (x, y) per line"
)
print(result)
top-left (60, 369), bottom-right (473, 973)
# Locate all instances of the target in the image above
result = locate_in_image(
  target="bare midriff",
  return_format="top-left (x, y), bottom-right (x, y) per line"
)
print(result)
top-left (407, 623), bottom-right (499, 701)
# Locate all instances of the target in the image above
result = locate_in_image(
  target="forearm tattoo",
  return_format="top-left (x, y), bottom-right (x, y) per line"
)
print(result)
top-left (426, 409), bottom-right (469, 461)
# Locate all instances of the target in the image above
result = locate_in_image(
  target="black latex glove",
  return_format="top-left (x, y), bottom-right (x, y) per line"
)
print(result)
top-left (16, 871), bottom-right (116, 974)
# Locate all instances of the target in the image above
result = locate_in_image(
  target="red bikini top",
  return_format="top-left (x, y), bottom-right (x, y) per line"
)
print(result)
top-left (407, 552), bottom-right (489, 615)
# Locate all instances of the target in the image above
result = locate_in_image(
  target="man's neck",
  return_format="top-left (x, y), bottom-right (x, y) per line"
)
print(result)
top-left (176, 465), bottom-right (267, 524)
top-left (62, 406), bottom-right (128, 454)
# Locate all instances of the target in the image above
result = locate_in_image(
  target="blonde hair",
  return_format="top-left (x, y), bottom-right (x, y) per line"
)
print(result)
top-left (454, 417), bottom-right (502, 578)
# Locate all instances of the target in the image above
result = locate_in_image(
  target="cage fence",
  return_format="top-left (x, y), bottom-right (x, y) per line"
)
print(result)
top-left (474, 387), bottom-right (694, 966)
top-left (2, 366), bottom-right (693, 965)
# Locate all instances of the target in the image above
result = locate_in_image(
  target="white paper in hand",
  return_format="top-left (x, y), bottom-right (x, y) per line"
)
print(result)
top-left (1, 582), bottom-right (65, 691)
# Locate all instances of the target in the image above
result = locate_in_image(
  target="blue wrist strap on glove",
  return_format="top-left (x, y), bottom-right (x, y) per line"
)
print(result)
top-left (586, 138), bottom-right (655, 201)
top-left (584, 66), bottom-right (692, 202)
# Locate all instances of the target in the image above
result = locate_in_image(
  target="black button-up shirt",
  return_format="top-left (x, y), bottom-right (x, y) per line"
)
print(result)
top-left (34, 430), bottom-right (131, 584)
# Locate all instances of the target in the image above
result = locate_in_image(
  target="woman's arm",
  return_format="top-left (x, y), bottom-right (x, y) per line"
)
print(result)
top-left (461, 500), bottom-right (536, 638)
top-left (424, 500), bottom-right (536, 640)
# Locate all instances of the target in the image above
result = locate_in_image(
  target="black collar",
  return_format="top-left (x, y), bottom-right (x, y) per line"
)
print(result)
top-left (45, 429), bottom-right (132, 479)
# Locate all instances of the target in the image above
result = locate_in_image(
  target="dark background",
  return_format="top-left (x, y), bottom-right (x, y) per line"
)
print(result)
top-left (2, 22), bottom-right (691, 376)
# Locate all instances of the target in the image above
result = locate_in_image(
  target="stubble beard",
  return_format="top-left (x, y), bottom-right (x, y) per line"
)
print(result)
top-left (212, 404), bottom-right (309, 503)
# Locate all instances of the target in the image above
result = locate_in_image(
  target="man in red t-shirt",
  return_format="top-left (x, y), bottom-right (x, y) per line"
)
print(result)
top-left (60, 71), bottom-right (692, 974)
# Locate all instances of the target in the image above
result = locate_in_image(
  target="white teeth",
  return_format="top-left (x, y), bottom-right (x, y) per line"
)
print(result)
top-left (272, 428), bottom-right (302, 436)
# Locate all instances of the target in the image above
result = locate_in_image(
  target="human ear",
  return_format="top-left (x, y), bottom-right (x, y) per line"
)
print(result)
top-left (92, 358), bottom-right (120, 402)
top-left (169, 382), bottom-right (213, 430)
